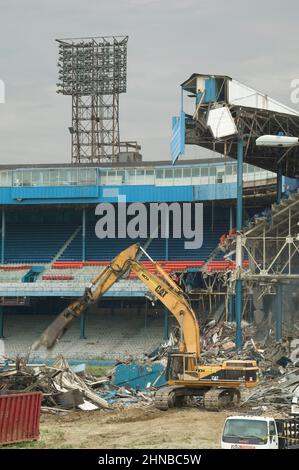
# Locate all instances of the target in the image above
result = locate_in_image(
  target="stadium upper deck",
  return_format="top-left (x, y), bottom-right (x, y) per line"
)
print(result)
top-left (0, 156), bottom-right (285, 299)
top-left (0, 157), bottom-right (278, 205)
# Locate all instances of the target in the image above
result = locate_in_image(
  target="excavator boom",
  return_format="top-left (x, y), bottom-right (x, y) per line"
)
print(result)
top-left (33, 243), bottom-right (200, 355)
top-left (33, 243), bottom-right (259, 412)
top-left (33, 244), bottom-right (140, 350)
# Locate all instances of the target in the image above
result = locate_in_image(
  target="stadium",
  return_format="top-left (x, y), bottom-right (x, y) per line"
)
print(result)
top-left (0, 156), bottom-right (286, 360)
top-left (0, 6), bottom-right (299, 452)
top-left (2, 3), bottom-right (299, 453)
top-left (1, 37), bottom-right (299, 368)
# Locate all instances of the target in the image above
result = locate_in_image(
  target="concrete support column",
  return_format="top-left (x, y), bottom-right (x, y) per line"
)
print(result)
top-left (229, 204), bottom-right (233, 231)
top-left (163, 227), bottom-right (169, 340)
top-left (235, 136), bottom-right (244, 352)
top-left (235, 279), bottom-right (242, 350)
top-left (82, 206), bottom-right (86, 262)
top-left (0, 306), bottom-right (4, 338)
top-left (229, 204), bottom-right (235, 323)
top-left (276, 163), bottom-right (283, 204)
top-left (248, 292), bottom-right (254, 323)
top-left (1, 208), bottom-right (5, 264)
top-left (228, 294), bottom-right (234, 322)
top-left (80, 312), bottom-right (86, 339)
top-left (165, 237), bottom-right (169, 262)
top-left (236, 137), bottom-right (244, 231)
top-left (275, 284), bottom-right (283, 341)
top-left (144, 299), bottom-right (148, 330)
top-left (163, 309), bottom-right (169, 340)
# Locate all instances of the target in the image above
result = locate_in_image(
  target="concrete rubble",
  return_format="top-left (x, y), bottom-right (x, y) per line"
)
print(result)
top-left (0, 353), bottom-right (166, 414)
top-left (201, 319), bottom-right (299, 415)
top-left (240, 367), bottom-right (299, 415)
top-left (1, 319), bottom-right (298, 415)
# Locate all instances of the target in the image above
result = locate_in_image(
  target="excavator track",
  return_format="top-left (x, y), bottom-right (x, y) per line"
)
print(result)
top-left (154, 386), bottom-right (186, 410)
top-left (155, 386), bottom-right (241, 411)
top-left (203, 388), bottom-right (240, 411)
top-left (203, 389), bottom-right (224, 411)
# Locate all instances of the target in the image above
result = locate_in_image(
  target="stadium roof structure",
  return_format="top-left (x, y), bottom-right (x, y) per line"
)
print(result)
top-left (176, 73), bottom-right (299, 177)
top-left (0, 157), bottom-right (233, 171)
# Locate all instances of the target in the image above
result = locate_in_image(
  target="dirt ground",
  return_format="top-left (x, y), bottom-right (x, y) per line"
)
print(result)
top-left (15, 406), bottom-right (230, 449)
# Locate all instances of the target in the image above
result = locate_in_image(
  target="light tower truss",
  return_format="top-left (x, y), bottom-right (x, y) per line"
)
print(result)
top-left (56, 35), bottom-right (139, 164)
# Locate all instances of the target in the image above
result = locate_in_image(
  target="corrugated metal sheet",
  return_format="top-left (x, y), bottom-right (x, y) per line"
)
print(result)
top-left (0, 392), bottom-right (42, 445)
top-left (228, 80), bottom-right (299, 116)
top-left (113, 362), bottom-right (166, 389)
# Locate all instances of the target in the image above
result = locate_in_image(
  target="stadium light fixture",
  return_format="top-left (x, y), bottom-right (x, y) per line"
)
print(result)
top-left (256, 135), bottom-right (299, 148)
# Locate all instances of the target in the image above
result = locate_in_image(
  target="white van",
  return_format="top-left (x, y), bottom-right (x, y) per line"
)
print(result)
top-left (221, 415), bottom-right (299, 449)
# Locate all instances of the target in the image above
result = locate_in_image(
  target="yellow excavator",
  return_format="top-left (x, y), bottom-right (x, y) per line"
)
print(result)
top-left (33, 243), bottom-right (259, 411)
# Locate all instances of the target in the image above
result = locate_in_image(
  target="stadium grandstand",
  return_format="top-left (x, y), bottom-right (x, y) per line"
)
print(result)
top-left (0, 157), bottom-right (293, 360)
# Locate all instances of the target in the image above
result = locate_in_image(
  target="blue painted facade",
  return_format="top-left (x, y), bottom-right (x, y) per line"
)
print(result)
top-left (193, 183), bottom-right (237, 201)
top-left (0, 179), bottom-right (279, 205)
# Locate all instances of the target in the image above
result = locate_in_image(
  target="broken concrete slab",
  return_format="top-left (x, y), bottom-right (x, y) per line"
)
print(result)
top-left (221, 341), bottom-right (236, 351)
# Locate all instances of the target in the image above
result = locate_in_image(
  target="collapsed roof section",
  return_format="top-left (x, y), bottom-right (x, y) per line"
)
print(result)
top-left (172, 74), bottom-right (299, 177)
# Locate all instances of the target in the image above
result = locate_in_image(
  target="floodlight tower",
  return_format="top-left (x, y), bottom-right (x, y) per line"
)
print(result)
top-left (56, 35), bottom-right (128, 164)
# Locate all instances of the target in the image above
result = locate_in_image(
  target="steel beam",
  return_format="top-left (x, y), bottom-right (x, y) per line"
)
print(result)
top-left (80, 312), bottom-right (86, 339)
top-left (0, 306), bottom-right (4, 338)
top-left (228, 293), bottom-right (234, 321)
top-left (1, 208), bottom-right (5, 264)
top-left (163, 309), bottom-right (169, 340)
top-left (275, 283), bottom-right (283, 341)
top-left (277, 162), bottom-right (283, 204)
top-left (82, 206), bottom-right (86, 262)
top-left (235, 137), bottom-right (244, 351)
top-left (164, 235), bottom-right (169, 339)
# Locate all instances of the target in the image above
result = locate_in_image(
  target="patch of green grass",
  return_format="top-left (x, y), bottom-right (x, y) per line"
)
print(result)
top-left (86, 365), bottom-right (111, 377)
top-left (1, 428), bottom-right (65, 449)
top-left (1, 439), bottom-right (46, 449)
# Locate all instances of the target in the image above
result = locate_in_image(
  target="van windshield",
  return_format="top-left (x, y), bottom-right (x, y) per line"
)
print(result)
top-left (223, 419), bottom-right (268, 445)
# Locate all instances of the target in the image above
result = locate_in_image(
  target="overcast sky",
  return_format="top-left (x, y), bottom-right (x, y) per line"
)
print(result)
top-left (0, 0), bottom-right (298, 164)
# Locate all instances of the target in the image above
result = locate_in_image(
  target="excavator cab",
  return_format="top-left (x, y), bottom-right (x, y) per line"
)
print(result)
top-left (165, 353), bottom-right (198, 381)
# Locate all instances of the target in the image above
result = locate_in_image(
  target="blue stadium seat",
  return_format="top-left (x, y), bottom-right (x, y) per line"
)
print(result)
top-left (3, 206), bottom-right (231, 263)
top-left (60, 206), bottom-right (230, 262)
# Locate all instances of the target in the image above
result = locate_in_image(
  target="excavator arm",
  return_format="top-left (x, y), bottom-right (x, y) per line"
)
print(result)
top-left (128, 260), bottom-right (199, 355)
top-left (33, 243), bottom-right (200, 356)
top-left (33, 243), bottom-right (259, 412)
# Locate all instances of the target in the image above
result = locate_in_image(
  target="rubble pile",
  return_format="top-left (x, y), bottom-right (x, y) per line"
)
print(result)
top-left (241, 367), bottom-right (299, 415)
top-left (201, 319), bottom-right (298, 366)
top-left (0, 355), bottom-right (159, 414)
top-left (200, 320), bottom-right (259, 361)
top-left (1, 321), bottom-right (298, 415)
top-left (201, 319), bottom-right (299, 414)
